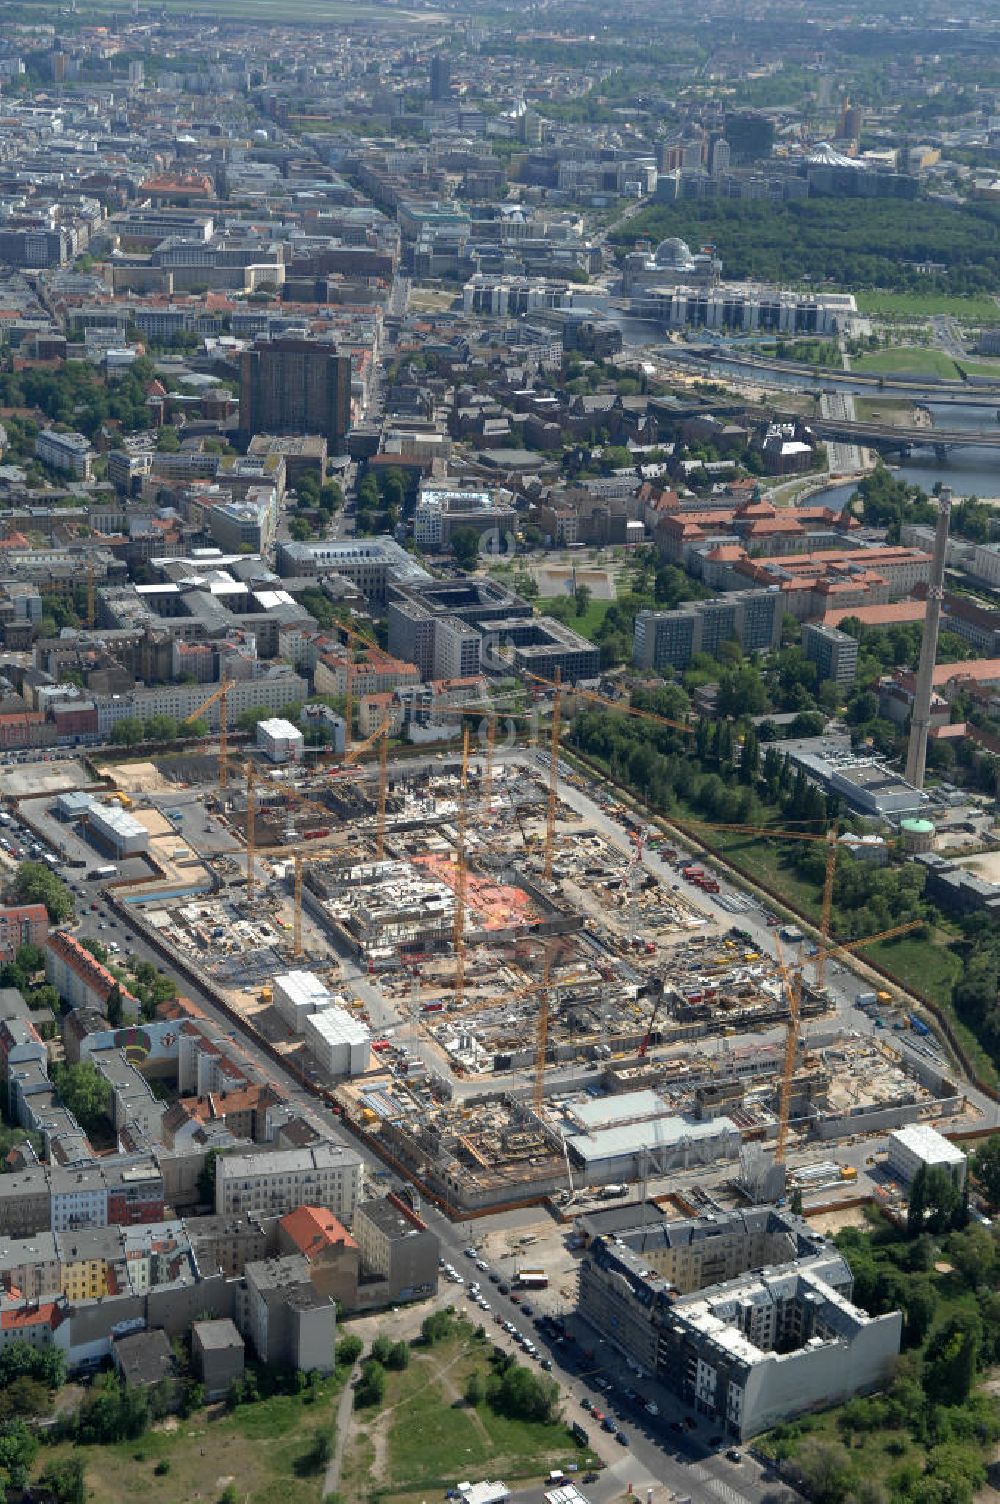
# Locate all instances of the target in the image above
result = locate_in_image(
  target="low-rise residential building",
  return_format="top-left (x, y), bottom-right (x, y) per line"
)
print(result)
top-left (0, 905), bottom-right (48, 964)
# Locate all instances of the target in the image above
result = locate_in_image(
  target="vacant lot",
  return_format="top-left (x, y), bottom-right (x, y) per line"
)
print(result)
top-left (36, 1383), bottom-right (345, 1504)
top-left (341, 1325), bottom-right (597, 1504)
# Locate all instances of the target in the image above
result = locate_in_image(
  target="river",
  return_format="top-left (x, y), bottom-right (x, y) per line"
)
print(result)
top-left (681, 352), bottom-right (1000, 501)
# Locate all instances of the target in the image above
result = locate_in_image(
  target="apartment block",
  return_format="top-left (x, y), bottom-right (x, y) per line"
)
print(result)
top-left (353, 1194), bottom-right (439, 1304)
top-left (215, 1142), bottom-right (362, 1223)
top-left (35, 429), bottom-right (94, 479)
top-left (633, 590), bottom-right (783, 671)
top-left (802, 623), bottom-right (860, 688)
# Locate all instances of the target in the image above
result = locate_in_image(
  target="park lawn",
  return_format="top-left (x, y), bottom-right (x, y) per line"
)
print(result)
top-left (855, 291), bottom-right (1000, 323)
top-left (957, 356), bottom-right (1000, 378)
top-left (34, 1383), bottom-right (344, 1504)
top-left (538, 596), bottom-right (613, 640)
top-left (853, 347), bottom-right (963, 379)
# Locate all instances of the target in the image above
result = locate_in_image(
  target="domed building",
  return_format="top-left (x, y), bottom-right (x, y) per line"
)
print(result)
top-left (653, 236), bottom-right (696, 270)
top-left (621, 237), bottom-right (721, 295)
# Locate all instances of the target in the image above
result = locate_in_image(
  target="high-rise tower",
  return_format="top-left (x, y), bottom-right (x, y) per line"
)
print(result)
top-left (904, 488), bottom-right (952, 790)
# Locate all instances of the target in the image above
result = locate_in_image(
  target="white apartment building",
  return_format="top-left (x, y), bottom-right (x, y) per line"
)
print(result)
top-left (92, 669), bottom-right (308, 735)
top-left (35, 428), bottom-right (95, 479)
top-left (215, 1142), bottom-right (362, 1223)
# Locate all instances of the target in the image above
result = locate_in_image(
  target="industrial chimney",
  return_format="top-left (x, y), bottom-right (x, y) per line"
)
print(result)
top-left (904, 488), bottom-right (952, 790)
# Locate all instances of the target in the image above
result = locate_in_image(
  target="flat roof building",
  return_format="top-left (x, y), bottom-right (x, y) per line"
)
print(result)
top-left (888, 1124), bottom-right (966, 1190)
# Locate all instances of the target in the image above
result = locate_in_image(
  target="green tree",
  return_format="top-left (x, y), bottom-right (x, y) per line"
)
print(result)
top-left (925, 1311), bottom-right (982, 1406)
top-left (198, 1147), bottom-right (222, 1206)
top-left (385, 1340), bottom-right (409, 1371)
top-left (336, 1333), bottom-right (363, 1367)
top-left (451, 526), bottom-right (482, 569)
top-left (971, 1135), bottom-right (1000, 1209)
top-left (574, 584), bottom-right (592, 618)
top-left (11, 861), bottom-right (73, 922)
top-left (14, 943), bottom-right (44, 976)
top-left (39, 1456), bottom-right (86, 1504)
top-left (51, 1062), bottom-right (112, 1135)
top-left (354, 1359), bottom-right (386, 1408)
top-left (155, 425), bottom-right (181, 452)
top-left (110, 717), bottom-right (146, 747)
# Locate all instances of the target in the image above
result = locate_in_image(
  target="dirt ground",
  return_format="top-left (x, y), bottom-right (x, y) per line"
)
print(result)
top-left (97, 760), bottom-right (176, 794)
top-left (806, 1205), bottom-right (871, 1236)
top-left (955, 851), bottom-right (1000, 885)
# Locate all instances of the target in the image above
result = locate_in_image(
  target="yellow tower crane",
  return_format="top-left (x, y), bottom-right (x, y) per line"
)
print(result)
top-left (376, 723), bottom-right (389, 862)
top-left (453, 725), bottom-right (471, 1011)
top-left (542, 668), bottom-right (561, 882)
top-left (483, 711), bottom-right (496, 812)
top-left (293, 849), bottom-right (304, 959)
top-left (533, 940), bottom-right (552, 1114)
top-left (182, 679), bottom-right (237, 788)
top-left (773, 918), bottom-right (925, 1164)
top-left (244, 760), bottom-right (256, 904)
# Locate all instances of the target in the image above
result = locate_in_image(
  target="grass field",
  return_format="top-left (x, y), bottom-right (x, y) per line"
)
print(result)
top-left (537, 596), bottom-right (613, 640)
top-left (343, 1325), bottom-right (596, 1503)
top-left (957, 357), bottom-right (1000, 378)
top-left (854, 397), bottom-right (919, 425)
top-left (855, 291), bottom-right (1000, 323)
top-left (36, 1380), bottom-right (346, 1504)
top-left (852, 346), bottom-right (963, 379)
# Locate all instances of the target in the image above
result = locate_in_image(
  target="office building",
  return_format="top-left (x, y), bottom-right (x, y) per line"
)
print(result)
top-left (240, 337), bottom-right (352, 452)
top-left (633, 591), bottom-right (783, 671)
top-left (430, 54), bottom-right (452, 101)
top-left (579, 1207), bottom-right (900, 1440)
top-left (802, 623), bottom-right (859, 688)
top-left (271, 971), bottom-right (334, 1035)
top-left (887, 1125), bottom-right (966, 1191)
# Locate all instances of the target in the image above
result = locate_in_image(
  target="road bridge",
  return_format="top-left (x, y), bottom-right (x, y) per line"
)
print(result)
top-left (811, 415), bottom-right (1000, 458)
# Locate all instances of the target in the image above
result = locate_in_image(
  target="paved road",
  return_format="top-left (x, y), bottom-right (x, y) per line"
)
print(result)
top-left (419, 1209), bottom-right (791, 1504)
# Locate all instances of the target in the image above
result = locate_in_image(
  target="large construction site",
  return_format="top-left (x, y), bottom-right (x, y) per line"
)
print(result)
top-left (0, 710), bottom-right (938, 1218)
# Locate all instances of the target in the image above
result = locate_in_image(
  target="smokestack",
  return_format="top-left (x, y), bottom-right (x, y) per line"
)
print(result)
top-left (904, 488), bottom-right (952, 790)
